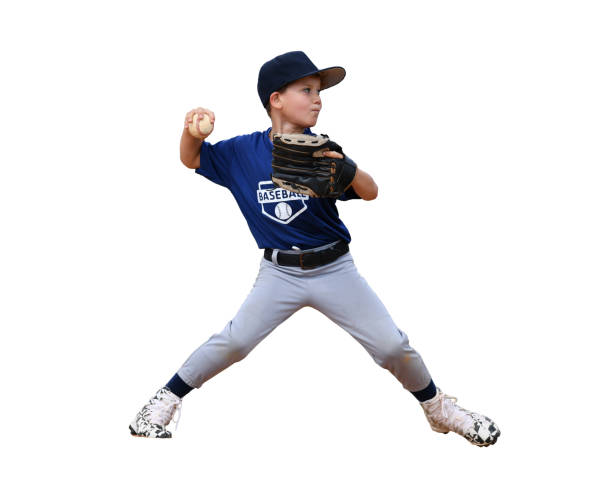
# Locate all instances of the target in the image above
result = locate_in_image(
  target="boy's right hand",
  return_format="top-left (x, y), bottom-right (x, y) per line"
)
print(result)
top-left (184, 107), bottom-right (215, 139)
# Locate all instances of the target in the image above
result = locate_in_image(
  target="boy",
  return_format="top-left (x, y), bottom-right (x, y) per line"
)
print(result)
top-left (129, 51), bottom-right (500, 447)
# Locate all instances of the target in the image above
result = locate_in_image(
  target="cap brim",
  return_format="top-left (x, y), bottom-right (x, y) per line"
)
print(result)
top-left (281, 66), bottom-right (346, 92)
top-left (317, 66), bottom-right (346, 91)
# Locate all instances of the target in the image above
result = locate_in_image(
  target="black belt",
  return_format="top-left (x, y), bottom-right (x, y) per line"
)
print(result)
top-left (264, 240), bottom-right (349, 269)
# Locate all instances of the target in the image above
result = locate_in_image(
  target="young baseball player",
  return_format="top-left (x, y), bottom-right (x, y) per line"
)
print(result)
top-left (129, 51), bottom-right (501, 446)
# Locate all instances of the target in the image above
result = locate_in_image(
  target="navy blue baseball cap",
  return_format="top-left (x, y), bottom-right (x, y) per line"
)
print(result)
top-left (257, 51), bottom-right (346, 108)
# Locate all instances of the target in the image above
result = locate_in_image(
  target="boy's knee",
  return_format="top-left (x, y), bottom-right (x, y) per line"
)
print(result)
top-left (372, 341), bottom-right (400, 366)
top-left (227, 337), bottom-right (255, 362)
top-left (218, 320), bottom-right (256, 362)
top-left (372, 329), bottom-right (411, 365)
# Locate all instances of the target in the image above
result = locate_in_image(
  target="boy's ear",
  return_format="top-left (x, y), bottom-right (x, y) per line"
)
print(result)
top-left (270, 92), bottom-right (282, 110)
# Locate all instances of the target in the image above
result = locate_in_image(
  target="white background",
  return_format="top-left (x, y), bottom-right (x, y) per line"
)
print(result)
top-left (1, 0), bottom-right (611, 488)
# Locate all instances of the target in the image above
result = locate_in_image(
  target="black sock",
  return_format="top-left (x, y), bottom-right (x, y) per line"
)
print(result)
top-left (165, 373), bottom-right (194, 398)
top-left (410, 379), bottom-right (437, 403)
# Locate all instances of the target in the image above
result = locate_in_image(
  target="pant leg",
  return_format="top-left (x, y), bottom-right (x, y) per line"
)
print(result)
top-left (178, 257), bottom-right (307, 388)
top-left (307, 253), bottom-right (432, 392)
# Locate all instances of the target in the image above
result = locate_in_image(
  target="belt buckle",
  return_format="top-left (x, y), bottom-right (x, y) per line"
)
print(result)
top-left (299, 251), bottom-right (317, 270)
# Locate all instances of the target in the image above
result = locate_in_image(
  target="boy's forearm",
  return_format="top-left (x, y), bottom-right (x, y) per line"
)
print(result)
top-left (351, 168), bottom-right (378, 201)
top-left (180, 128), bottom-right (205, 168)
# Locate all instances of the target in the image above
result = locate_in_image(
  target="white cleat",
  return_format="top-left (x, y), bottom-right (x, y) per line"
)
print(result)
top-left (420, 388), bottom-right (500, 447)
top-left (129, 387), bottom-right (182, 439)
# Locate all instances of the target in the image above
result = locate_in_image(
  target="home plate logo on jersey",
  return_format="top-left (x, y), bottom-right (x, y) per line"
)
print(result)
top-left (257, 181), bottom-right (309, 224)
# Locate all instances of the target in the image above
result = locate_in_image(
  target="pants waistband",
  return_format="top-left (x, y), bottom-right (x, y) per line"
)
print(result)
top-left (263, 240), bottom-right (349, 269)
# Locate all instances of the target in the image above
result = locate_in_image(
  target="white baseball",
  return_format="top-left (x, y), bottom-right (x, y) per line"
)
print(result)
top-left (189, 113), bottom-right (213, 139)
top-left (275, 202), bottom-right (293, 219)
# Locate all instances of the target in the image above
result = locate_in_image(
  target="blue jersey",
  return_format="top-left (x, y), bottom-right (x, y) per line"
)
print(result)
top-left (196, 127), bottom-right (361, 250)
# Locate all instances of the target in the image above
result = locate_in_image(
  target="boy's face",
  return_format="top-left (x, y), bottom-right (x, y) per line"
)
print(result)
top-left (276, 74), bottom-right (322, 127)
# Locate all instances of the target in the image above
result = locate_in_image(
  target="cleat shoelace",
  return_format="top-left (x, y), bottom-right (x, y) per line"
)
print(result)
top-left (423, 390), bottom-right (474, 435)
top-left (147, 390), bottom-right (182, 431)
top-left (438, 393), bottom-right (474, 435)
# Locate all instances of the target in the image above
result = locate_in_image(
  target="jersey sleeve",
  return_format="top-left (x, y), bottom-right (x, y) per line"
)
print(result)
top-left (195, 137), bottom-right (236, 188)
top-left (337, 186), bottom-right (361, 201)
